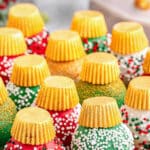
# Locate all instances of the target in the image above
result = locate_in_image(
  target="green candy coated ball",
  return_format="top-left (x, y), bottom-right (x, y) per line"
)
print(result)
top-left (72, 124), bottom-right (134, 150)
top-left (7, 82), bottom-right (40, 110)
top-left (76, 79), bottom-right (126, 108)
top-left (0, 98), bottom-right (16, 147)
top-left (0, 122), bottom-right (13, 147)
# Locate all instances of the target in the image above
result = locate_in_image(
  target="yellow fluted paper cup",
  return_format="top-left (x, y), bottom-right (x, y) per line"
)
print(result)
top-left (36, 76), bottom-right (79, 111)
top-left (80, 52), bottom-right (120, 84)
top-left (79, 96), bottom-right (122, 128)
top-left (46, 30), bottom-right (85, 62)
top-left (11, 107), bottom-right (55, 145)
top-left (71, 10), bottom-right (107, 38)
top-left (7, 3), bottom-right (44, 37)
top-left (111, 22), bottom-right (148, 55)
top-left (125, 76), bottom-right (150, 110)
top-left (11, 55), bottom-right (50, 86)
top-left (0, 27), bottom-right (26, 56)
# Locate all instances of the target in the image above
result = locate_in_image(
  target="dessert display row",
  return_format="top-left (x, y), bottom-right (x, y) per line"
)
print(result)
top-left (0, 2), bottom-right (150, 150)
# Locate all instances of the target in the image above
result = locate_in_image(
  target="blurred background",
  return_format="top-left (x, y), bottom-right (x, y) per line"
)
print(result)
top-left (36, 0), bottom-right (90, 31)
top-left (0, 0), bottom-right (150, 39)
top-left (33, 0), bottom-right (150, 39)
top-left (18, 0), bottom-right (90, 31)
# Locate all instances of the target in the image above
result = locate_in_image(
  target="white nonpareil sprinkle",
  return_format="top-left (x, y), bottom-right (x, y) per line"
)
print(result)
top-left (71, 123), bottom-right (134, 150)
